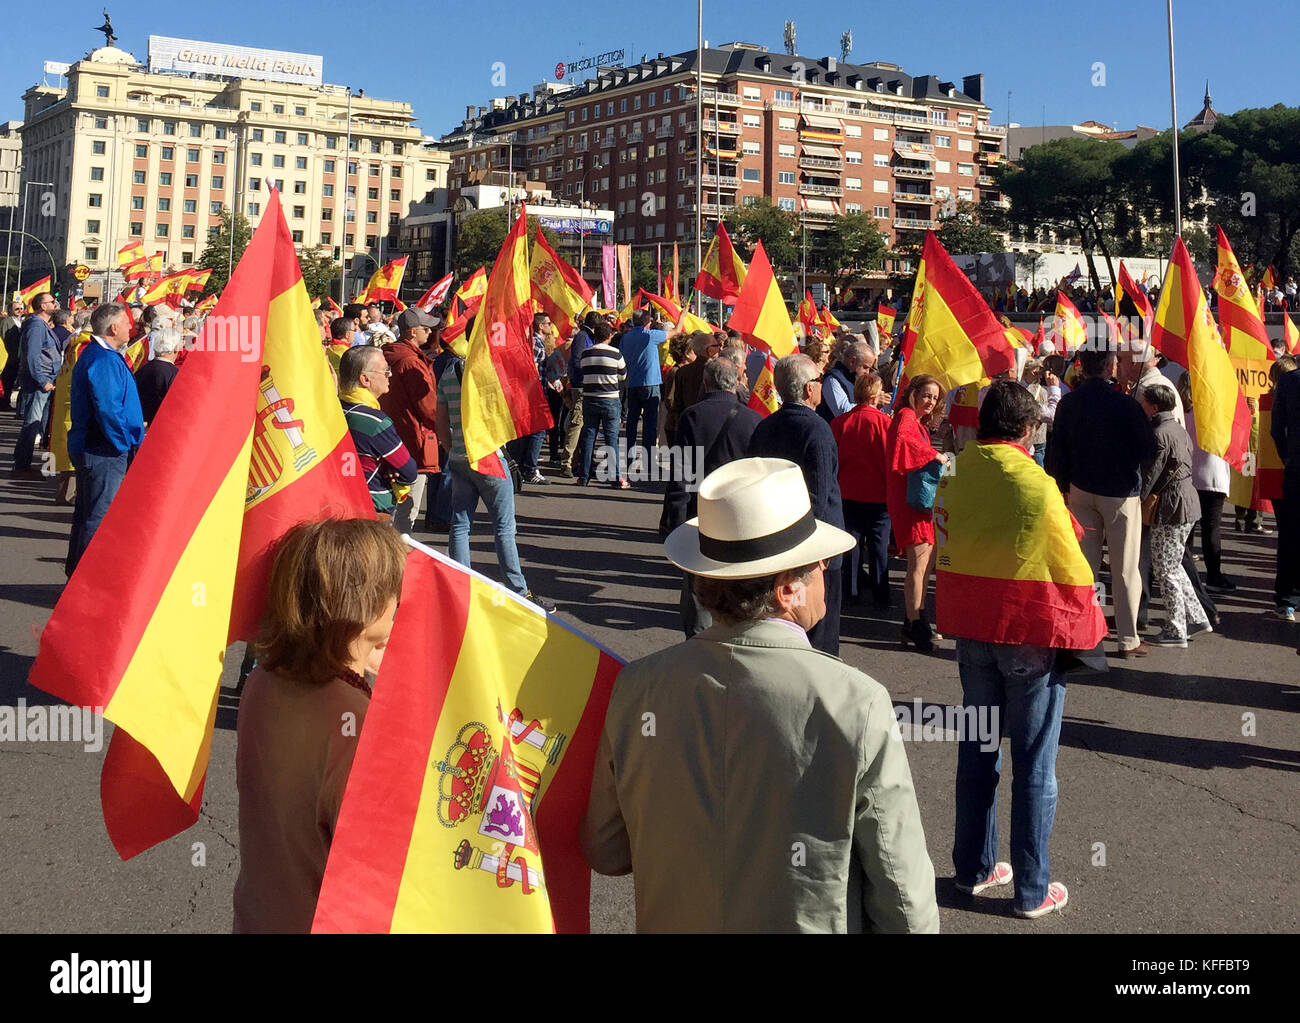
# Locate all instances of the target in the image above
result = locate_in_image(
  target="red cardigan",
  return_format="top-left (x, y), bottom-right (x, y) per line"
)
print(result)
top-left (831, 404), bottom-right (891, 503)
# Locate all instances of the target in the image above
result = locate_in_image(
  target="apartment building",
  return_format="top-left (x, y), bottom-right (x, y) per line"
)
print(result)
top-left (18, 36), bottom-right (448, 298)
top-left (441, 42), bottom-right (1004, 281)
top-left (0, 121), bottom-right (20, 211)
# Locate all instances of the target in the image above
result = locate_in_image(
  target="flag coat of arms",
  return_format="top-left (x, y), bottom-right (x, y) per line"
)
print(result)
top-left (28, 190), bottom-right (372, 858)
top-left (312, 541), bottom-right (621, 933)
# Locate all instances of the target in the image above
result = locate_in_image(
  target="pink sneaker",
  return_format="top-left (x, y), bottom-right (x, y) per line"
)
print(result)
top-left (1014, 881), bottom-right (1069, 918)
top-left (955, 861), bottom-right (1013, 895)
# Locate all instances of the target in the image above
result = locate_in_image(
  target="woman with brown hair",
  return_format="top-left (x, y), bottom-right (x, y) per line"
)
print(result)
top-left (886, 374), bottom-right (951, 651)
top-left (233, 517), bottom-right (408, 933)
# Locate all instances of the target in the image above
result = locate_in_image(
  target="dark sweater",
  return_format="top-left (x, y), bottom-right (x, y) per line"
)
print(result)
top-left (1046, 376), bottom-right (1156, 497)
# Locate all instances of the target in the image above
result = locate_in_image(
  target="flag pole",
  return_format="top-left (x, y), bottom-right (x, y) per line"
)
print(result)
top-left (694, 0), bottom-right (703, 316)
top-left (1166, 0), bottom-right (1182, 238)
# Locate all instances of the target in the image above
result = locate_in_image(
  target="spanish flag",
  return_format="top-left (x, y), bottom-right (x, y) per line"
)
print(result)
top-left (819, 304), bottom-right (840, 332)
top-left (117, 241), bottom-right (145, 270)
top-left (1213, 226), bottom-right (1274, 361)
top-left (326, 296), bottom-right (343, 317)
top-left (16, 276), bottom-right (51, 309)
top-left (935, 441), bottom-right (1106, 650)
top-left (876, 304), bottom-right (897, 338)
top-left (1257, 393), bottom-right (1285, 501)
top-left (442, 268), bottom-right (488, 351)
top-left (728, 241), bottom-right (795, 357)
top-left (900, 231), bottom-right (1016, 393)
top-left (616, 290), bottom-right (643, 324)
top-left (28, 190), bottom-right (373, 859)
top-left (675, 308), bottom-right (713, 336)
top-left (640, 289), bottom-right (682, 324)
top-left (747, 351), bottom-right (780, 418)
top-left (139, 269), bottom-right (191, 304)
top-left (461, 204), bottom-right (552, 465)
top-left (1153, 237), bottom-right (1251, 469)
top-left (358, 256), bottom-right (408, 304)
top-left (195, 294), bottom-right (218, 314)
top-left (312, 541), bottom-right (621, 933)
top-left (1114, 261), bottom-right (1153, 344)
top-left (186, 267), bottom-right (213, 294)
top-left (1283, 303), bottom-right (1299, 356)
top-left (531, 232), bottom-right (594, 339)
top-left (1050, 290), bottom-right (1088, 356)
top-left (798, 289), bottom-right (819, 337)
top-left (693, 221), bottom-right (746, 304)
top-left (1261, 265), bottom-right (1277, 293)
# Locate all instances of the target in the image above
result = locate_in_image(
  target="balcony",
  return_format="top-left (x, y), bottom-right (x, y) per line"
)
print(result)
top-left (702, 118), bottom-right (742, 135)
top-left (600, 135), bottom-right (616, 148)
top-left (799, 155), bottom-right (842, 171)
top-left (700, 87), bottom-right (743, 107)
top-left (802, 208), bottom-right (837, 222)
top-left (894, 216), bottom-right (936, 229)
top-left (894, 165), bottom-right (935, 179)
top-left (977, 174), bottom-right (995, 186)
top-left (656, 125), bottom-right (675, 138)
top-left (895, 138), bottom-right (934, 152)
top-left (894, 191), bottom-right (933, 204)
top-left (625, 131), bottom-right (643, 144)
top-left (799, 181), bottom-right (843, 197)
top-left (700, 173), bottom-right (739, 189)
top-left (977, 123), bottom-right (1008, 136)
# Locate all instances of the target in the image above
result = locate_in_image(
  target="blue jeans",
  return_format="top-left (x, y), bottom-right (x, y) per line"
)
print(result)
top-left (518, 430), bottom-right (545, 475)
top-left (625, 385), bottom-right (661, 462)
top-left (446, 457), bottom-right (529, 594)
top-left (14, 387), bottom-right (52, 471)
top-left (577, 396), bottom-right (622, 484)
top-left (66, 449), bottom-right (129, 577)
top-left (953, 638), bottom-right (1065, 913)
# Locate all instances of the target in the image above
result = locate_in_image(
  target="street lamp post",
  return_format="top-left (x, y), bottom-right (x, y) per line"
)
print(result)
top-left (577, 157), bottom-right (607, 285)
top-left (17, 179), bottom-right (56, 293)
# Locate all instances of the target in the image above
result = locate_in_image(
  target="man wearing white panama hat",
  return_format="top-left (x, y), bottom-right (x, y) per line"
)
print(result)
top-left (581, 457), bottom-right (938, 933)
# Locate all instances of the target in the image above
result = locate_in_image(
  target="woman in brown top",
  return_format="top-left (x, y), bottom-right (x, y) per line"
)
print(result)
top-left (233, 517), bottom-right (407, 933)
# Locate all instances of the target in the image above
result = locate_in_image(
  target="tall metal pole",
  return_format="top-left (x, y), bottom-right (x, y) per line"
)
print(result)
top-left (4, 206), bottom-right (13, 300)
top-left (694, 0), bottom-right (703, 315)
top-left (1166, 0), bottom-right (1182, 237)
top-left (228, 123), bottom-right (239, 284)
top-left (17, 180), bottom-right (55, 292)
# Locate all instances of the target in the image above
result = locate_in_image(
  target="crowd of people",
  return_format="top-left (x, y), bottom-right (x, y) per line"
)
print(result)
top-left (3, 273), bottom-right (1297, 934)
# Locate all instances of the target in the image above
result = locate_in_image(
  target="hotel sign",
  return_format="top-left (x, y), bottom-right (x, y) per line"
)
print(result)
top-left (148, 36), bottom-right (323, 86)
top-left (555, 49), bottom-right (625, 80)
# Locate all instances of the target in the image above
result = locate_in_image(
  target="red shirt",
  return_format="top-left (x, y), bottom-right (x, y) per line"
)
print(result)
top-left (831, 404), bottom-right (891, 503)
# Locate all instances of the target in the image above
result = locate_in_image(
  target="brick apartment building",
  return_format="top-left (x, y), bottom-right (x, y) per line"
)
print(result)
top-left (439, 41), bottom-right (1005, 286)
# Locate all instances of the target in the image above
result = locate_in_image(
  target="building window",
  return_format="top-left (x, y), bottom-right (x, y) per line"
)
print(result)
top-left (249, 177), bottom-right (261, 192)
top-left (293, 180), bottom-right (306, 194)
top-left (367, 187), bottom-right (379, 200)
top-left (185, 147), bottom-right (198, 162)
top-left (322, 183), bottom-right (334, 197)
top-left (321, 232), bottom-right (331, 244)
top-left (291, 230), bottom-right (303, 243)
top-left (957, 163), bottom-right (974, 176)
top-left (130, 196), bottom-right (143, 209)
top-left (212, 151), bottom-right (225, 164)
top-left (742, 140), bottom-right (761, 155)
top-left (272, 155), bottom-right (284, 167)
top-left (135, 143), bottom-right (148, 157)
top-left (348, 137), bottom-right (358, 151)
top-left (366, 235), bottom-right (378, 249)
top-left (129, 222), bottom-right (142, 235)
top-left (936, 135), bottom-right (951, 148)
top-left (778, 143), bottom-right (796, 158)
top-left (958, 187), bottom-right (974, 201)
top-left (250, 101), bottom-right (261, 112)
top-left (163, 121), bottom-right (176, 136)
top-left (874, 153), bottom-right (890, 167)
top-left (647, 92), bottom-right (655, 106)
top-left (874, 205), bottom-right (889, 219)
top-left (845, 150), bottom-right (863, 164)
top-left (161, 145), bottom-right (175, 161)
top-left (958, 113), bottom-right (973, 126)
top-left (297, 133), bottom-right (308, 145)
top-left (251, 129), bottom-right (264, 142)
top-left (92, 140), bottom-right (106, 155)
top-left (368, 163), bottom-right (379, 176)
top-left (184, 174), bottom-right (198, 187)
top-left (936, 160), bottom-right (951, 173)
top-left (326, 136), bottom-right (336, 149)
top-left (634, 96), bottom-right (641, 110)
top-left (846, 203), bottom-right (862, 213)
top-left (156, 223), bottom-right (169, 237)
top-left (182, 224), bottom-right (196, 239)
top-left (744, 86), bottom-right (761, 100)
top-left (775, 89), bottom-right (794, 102)
top-left (871, 180), bottom-right (886, 192)
top-left (777, 170), bottom-right (795, 184)
top-left (85, 245), bottom-right (99, 260)
top-left (742, 114), bottom-right (760, 127)
top-left (390, 166), bottom-right (400, 178)
top-left (389, 213), bottom-right (399, 226)
top-left (183, 199), bottom-right (197, 212)
top-left (321, 209), bottom-right (332, 221)
top-left (393, 142), bottom-right (404, 155)
top-left (293, 155), bottom-right (306, 169)
top-left (159, 172), bottom-right (172, 185)
top-left (136, 118), bottom-right (149, 131)
top-left (742, 168), bottom-right (760, 181)
top-left (190, 124), bottom-right (202, 137)
top-left (324, 159), bottom-right (335, 173)
top-left (958, 138), bottom-right (973, 152)
top-left (94, 116), bottom-right (108, 129)
top-left (293, 206), bottom-right (305, 218)
top-left (370, 139), bottom-right (381, 153)
top-left (389, 188), bottom-right (401, 201)
top-left (366, 211), bottom-right (377, 224)
top-left (295, 105), bottom-right (306, 116)
top-left (95, 85), bottom-right (109, 98)
top-left (132, 170), bottom-right (146, 184)
top-left (86, 219), bottom-right (101, 233)
top-left (215, 127), bottom-right (227, 139)
top-left (210, 201), bottom-right (223, 214)
top-left (272, 103), bottom-right (284, 114)
top-left (345, 234), bottom-right (354, 246)
top-left (248, 202), bottom-right (261, 216)
top-left (872, 128), bottom-right (888, 142)
top-left (274, 131), bottom-right (286, 144)
top-left (158, 197), bottom-right (171, 211)
top-left (209, 225), bottom-right (220, 236)
top-left (778, 116), bottom-right (795, 130)
top-left (250, 152), bottom-right (262, 166)
top-left (90, 167), bottom-right (104, 181)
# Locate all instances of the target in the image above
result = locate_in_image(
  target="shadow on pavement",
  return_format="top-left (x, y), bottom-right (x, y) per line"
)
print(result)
top-left (1061, 719), bottom-right (1300, 772)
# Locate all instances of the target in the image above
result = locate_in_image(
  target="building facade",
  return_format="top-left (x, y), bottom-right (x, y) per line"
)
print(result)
top-left (18, 39), bottom-right (449, 298)
top-left (440, 43), bottom-right (1003, 285)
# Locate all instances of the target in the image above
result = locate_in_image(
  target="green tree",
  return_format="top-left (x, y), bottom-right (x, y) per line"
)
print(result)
top-left (453, 208), bottom-right (559, 277)
top-left (723, 198), bottom-right (798, 268)
top-left (630, 250), bottom-right (658, 294)
top-left (996, 136), bottom-right (1133, 293)
top-left (810, 211), bottom-right (889, 289)
top-left (297, 248), bottom-right (342, 303)
top-left (934, 200), bottom-right (1004, 256)
top-left (197, 208), bottom-right (253, 296)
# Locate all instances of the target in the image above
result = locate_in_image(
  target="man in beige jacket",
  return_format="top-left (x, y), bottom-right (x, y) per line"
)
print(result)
top-left (581, 457), bottom-right (939, 933)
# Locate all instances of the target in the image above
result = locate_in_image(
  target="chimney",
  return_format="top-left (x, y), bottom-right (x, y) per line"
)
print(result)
top-left (825, 57), bottom-right (837, 72)
top-left (962, 73), bottom-right (984, 103)
top-left (466, 104), bottom-right (474, 119)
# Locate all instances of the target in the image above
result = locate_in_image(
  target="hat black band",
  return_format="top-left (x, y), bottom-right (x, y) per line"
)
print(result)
top-left (698, 509), bottom-right (817, 564)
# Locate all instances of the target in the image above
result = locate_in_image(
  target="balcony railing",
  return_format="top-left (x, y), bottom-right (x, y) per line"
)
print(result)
top-left (798, 155), bottom-right (842, 170)
top-left (700, 173), bottom-right (739, 188)
top-left (895, 138), bottom-right (934, 152)
top-left (799, 182), bottom-right (844, 197)
top-left (600, 135), bottom-right (616, 148)
top-left (802, 208), bottom-right (837, 221)
top-left (656, 126), bottom-right (675, 138)
top-left (702, 118), bottom-right (741, 135)
top-left (894, 165), bottom-right (935, 178)
top-left (626, 131), bottom-right (643, 143)
top-left (977, 174), bottom-right (995, 186)
top-left (894, 191), bottom-right (934, 204)
top-left (700, 87), bottom-right (743, 107)
top-left (977, 123), bottom-right (1008, 136)
top-left (894, 216), bottom-right (936, 229)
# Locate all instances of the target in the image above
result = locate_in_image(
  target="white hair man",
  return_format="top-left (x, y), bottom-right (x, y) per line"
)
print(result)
top-left (818, 339), bottom-right (876, 423)
top-left (583, 457), bottom-right (939, 933)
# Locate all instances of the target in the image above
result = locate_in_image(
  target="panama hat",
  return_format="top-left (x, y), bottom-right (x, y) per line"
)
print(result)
top-left (665, 457), bottom-right (855, 579)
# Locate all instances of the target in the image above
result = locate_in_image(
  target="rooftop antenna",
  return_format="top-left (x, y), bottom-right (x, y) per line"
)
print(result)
top-left (783, 21), bottom-right (797, 56)
top-left (840, 30), bottom-right (853, 63)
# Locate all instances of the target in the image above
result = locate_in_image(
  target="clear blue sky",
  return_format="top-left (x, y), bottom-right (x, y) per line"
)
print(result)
top-left (2, 1), bottom-right (1291, 136)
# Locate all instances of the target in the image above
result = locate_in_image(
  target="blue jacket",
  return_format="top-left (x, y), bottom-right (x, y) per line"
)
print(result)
top-left (17, 316), bottom-right (62, 390)
top-left (619, 326), bottom-right (663, 388)
top-left (69, 340), bottom-right (146, 458)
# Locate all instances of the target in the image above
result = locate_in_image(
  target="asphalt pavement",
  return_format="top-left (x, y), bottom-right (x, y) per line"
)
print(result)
top-left (1, 413), bottom-right (1296, 934)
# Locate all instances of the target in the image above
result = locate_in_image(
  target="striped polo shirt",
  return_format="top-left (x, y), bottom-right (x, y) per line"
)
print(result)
top-left (340, 400), bottom-right (417, 513)
top-left (579, 342), bottom-right (627, 401)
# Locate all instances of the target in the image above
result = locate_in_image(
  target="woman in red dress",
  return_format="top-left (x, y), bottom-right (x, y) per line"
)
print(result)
top-left (886, 374), bottom-right (950, 651)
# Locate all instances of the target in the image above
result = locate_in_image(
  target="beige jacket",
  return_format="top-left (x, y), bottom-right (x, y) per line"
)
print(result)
top-left (581, 619), bottom-right (939, 933)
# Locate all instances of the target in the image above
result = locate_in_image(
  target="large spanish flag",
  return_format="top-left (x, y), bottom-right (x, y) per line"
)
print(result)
top-left (935, 441), bottom-right (1105, 650)
top-left (900, 231), bottom-right (1016, 393)
top-left (1283, 304), bottom-right (1300, 356)
top-left (640, 289), bottom-right (682, 325)
top-left (461, 205), bottom-right (552, 465)
top-left (312, 541), bottom-right (621, 933)
top-left (531, 232), bottom-right (593, 339)
top-left (139, 268), bottom-right (192, 305)
top-left (1049, 290), bottom-right (1089, 356)
top-left (358, 256), bottom-right (408, 304)
top-left (728, 241), bottom-right (795, 357)
top-left (1213, 226), bottom-right (1274, 362)
top-left (1114, 261), bottom-right (1153, 345)
top-left (693, 221), bottom-right (746, 304)
top-left (116, 240), bottom-right (145, 270)
top-left (28, 190), bottom-right (372, 859)
top-left (1153, 237), bottom-right (1251, 469)
top-left (16, 276), bottom-right (51, 308)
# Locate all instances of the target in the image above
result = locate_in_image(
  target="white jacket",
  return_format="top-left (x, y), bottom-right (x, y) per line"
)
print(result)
top-left (1185, 409), bottom-right (1229, 494)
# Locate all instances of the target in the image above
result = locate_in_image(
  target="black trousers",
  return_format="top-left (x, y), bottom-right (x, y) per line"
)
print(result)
top-left (1196, 490), bottom-right (1226, 582)
top-left (1276, 484), bottom-right (1300, 609)
top-left (842, 499), bottom-right (891, 604)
